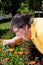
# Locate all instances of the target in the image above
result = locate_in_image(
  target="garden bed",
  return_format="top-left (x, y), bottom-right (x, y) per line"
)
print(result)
top-left (0, 22), bottom-right (43, 65)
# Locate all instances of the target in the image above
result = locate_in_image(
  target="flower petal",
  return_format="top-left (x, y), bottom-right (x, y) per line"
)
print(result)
top-left (29, 61), bottom-right (36, 64)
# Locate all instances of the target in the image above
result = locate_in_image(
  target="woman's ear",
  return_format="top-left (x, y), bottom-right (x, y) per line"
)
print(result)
top-left (23, 25), bottom-right (29, 30)
top-left (25, 25), bottom-right (29, 30)
top-left (23, 25), bottom-right (28, 30)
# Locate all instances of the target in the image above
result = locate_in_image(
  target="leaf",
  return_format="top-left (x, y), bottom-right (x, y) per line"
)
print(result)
top-left (0, 48), bottom-right (2, 51)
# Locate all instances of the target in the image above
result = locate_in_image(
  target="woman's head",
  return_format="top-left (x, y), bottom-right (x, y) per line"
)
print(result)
top-left (10, 14), bottom-right (33, 32)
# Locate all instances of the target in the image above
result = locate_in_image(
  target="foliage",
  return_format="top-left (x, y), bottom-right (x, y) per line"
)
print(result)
top-left (0, 22), bottom-right (42, 65)
top-left (0, 22), bottom-right (24, 65)
top-left (0, 33), bottom-right (41, 65)
top-left (0, 0), bottom-right (24, 16)
top-left (28, 0), bottom-right (42, 10)
top-left (0, 30), bottom-right (16, 39)
top-left (0, 42), bottom-right (24, 65)
top-left (0, 22), bottom-right (16, 39)
top-left (17, 0), bottom-right (42, 15)
top-left (0, 0), bottom-right (42, 16)
top-left (1, 0), bottom-right (12, 14)
top-left (17, 2), bottom-right (34, 15)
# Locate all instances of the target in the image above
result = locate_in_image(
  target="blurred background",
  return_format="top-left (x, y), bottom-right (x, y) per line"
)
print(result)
top-left (0, 0), bottom-right (43, 17)
top-left (0, 0), bottom-right (43, 65)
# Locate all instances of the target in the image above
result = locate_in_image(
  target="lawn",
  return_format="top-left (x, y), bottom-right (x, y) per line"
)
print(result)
top-left (0, 22), bottom-right (10, 30)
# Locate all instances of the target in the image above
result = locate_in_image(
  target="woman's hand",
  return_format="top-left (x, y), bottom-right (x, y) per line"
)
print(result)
top-left (2, 36), bottom-right (23, 47)
top-left (3, 39), bottom-right (12, 46)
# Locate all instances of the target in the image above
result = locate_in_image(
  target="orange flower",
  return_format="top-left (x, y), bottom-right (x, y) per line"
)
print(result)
top-left (29, 61), bottom-right (36, 65)
top-left (14, 52), bottom-right (18, 54)
top-left (17, 52), bottom-right (23, 55)
top-left (8, 48), bottom-right (14, 52)
top-left (3, 58), bottom-right (9, 61)
top-left (14, 51), bottom-right (23, 55)
top-left (0, 39), bottom-right (4, 42)
top-left (0, 48), bottom-right (2, 51)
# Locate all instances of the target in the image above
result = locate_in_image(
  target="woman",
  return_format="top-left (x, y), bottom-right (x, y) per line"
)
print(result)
top-left (3, 14), bottom-right (43, 54)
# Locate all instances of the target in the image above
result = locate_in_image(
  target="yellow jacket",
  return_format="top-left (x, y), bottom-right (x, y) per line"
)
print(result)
top-left (31, 18), bottom-right (43, 54)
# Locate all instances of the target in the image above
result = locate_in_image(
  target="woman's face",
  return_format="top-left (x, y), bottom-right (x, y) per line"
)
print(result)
top-left (12, 26), bottom-right (25, 36)
top-left (12, 25), bottom-right (31, 41)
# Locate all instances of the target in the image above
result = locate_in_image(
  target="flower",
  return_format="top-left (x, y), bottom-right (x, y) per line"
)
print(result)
top-left (29, 61), bottom-right (36, 65)
top-left (8, 48), bottom-right (14, 52)
top-left (3, 58), bottom-right (9, 61)
top-left (14, 51), bottom-right (23, 55)
top-left (17, 52), bottom-right (23, 55)
top-left (14, 52), bottom-right (18, 54)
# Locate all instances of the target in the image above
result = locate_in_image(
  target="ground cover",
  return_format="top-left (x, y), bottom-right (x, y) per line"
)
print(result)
top-left (0, 22), bottom-right (43, 65)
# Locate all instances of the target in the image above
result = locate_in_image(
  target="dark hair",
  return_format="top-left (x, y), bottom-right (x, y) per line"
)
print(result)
top-left (10, 14), bottom-right (33, 31)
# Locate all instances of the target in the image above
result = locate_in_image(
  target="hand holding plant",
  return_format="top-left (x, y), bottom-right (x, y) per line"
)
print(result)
top-left (2, 36), bottom-right (23, 47)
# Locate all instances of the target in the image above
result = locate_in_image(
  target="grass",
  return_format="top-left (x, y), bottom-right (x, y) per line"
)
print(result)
top-left (0, 22), bottom-right (10, 30)
top-left (0, 22), bottom-right (16, 39)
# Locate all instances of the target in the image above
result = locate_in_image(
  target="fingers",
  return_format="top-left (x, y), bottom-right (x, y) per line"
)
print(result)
top-left (3, 40), bottom-right (9, 46)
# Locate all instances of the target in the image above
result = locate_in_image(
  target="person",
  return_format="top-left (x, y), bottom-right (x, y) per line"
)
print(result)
top-left (2, 14), bottom-right (43, 54)
top-left (3, 14), bottom-right (33, 47)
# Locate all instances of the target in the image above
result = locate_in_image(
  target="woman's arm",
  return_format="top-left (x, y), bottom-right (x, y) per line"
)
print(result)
top-left (3, 36), bottom-right (23, 47)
